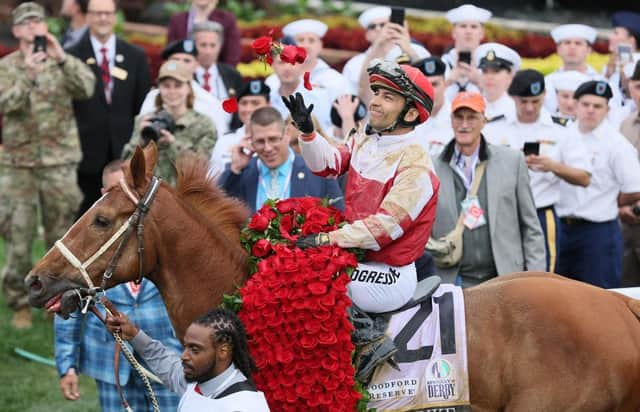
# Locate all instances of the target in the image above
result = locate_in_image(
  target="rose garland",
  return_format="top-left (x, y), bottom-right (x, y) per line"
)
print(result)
top-left (236, 197), bottom-right (368, 411)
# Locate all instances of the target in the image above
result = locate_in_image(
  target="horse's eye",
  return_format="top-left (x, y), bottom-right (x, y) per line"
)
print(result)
top-left (93, 215), bottom-right (111, 228)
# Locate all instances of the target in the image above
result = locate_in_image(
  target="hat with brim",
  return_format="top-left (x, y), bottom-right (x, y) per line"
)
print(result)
top-left (12, 2), bottom-right (45, 25)
top-left (157, 60), bottom-right (191, 83)
top-left (451, 92), bottom-right (486, 113)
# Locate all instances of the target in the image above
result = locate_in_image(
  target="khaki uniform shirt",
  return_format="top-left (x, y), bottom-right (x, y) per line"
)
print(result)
top-left (0, 50), bottom-right (95, 167)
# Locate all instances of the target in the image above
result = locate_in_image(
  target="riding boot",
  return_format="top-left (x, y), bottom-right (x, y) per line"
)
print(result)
top-left (348, 305), bottom-right (397, 384)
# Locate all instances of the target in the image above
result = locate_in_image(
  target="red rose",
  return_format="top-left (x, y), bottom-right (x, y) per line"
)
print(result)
top-left (303, 71), bottom-right (312, 90)
top-left (248, 213), bottom-right (270, 231)
top-left (279, 45), bottom-right (298, 64)
top-left (294, 46), bottom-right (307, 64)
top-left (251, 35), bottom-right (273, 55)
top-left (252, 239), bottom-right (272, 257)
top-left (276, 198), bottom-right (298, 213)
top-left (308, 281), bottom-right (327, 295)
top-left (222, 97), bottom-right (238, 113)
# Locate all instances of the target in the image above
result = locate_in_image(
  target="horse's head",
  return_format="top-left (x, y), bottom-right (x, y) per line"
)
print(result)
top-left (25, 144), bottom-right (162, 318)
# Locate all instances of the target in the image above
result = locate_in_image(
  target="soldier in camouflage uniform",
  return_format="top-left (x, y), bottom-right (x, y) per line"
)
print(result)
top-left (122, 60), bottom-right (217, 186)
top-left (0, 2), bottom-right (95, 328)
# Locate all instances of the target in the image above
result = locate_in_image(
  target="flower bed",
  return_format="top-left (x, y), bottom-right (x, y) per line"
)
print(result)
top-left (237, 197), bottom-right (366, 411)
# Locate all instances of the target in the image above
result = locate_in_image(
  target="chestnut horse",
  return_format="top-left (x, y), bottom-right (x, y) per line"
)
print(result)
top-left (26, 144), bottom-right (640, 411)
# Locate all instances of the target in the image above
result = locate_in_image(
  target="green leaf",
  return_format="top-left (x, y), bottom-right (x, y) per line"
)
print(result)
top-left (221, 292), bottom-right (243, 313)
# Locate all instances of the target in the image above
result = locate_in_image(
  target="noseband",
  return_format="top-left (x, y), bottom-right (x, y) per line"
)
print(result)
top-left (54, 176), bottom-right (162, 298)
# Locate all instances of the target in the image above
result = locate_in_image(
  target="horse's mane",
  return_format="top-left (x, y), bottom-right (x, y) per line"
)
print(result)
top-left (174, 152), bottom-right (250, 244)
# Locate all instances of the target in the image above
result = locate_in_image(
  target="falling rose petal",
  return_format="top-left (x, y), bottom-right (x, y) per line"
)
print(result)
top-left (222, 97), bottom-right (238, 113)
top-left (303, 72), bottom-right (312, 90)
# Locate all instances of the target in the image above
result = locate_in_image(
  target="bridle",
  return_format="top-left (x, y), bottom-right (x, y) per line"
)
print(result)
top-left (54, 176), bottom-right (162, 311)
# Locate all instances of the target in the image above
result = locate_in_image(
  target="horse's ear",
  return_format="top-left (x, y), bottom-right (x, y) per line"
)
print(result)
top-left (142, 141), bottom-right (158, 176)
top-left (130, 145), bottom-right (147, 189)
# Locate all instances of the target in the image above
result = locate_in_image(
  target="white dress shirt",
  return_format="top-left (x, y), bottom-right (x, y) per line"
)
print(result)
top-left (195, 65), bottom-right (228, 101)
top-left (415, 101), bottom-right (453, 159)
top-left (556, 120), bottom-right (640, 221)
top-left (484, 93), bottom-right (516, 123)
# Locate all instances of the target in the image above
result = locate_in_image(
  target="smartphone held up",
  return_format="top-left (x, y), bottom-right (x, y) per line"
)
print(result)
top-left (33, 35), bottom-right (47, 54)
top-left (390, 7), bottom-right (405, 25)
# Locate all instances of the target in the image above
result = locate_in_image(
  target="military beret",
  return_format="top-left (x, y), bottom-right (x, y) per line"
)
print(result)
top-left (413, 56), bottom-right (446, 77)
top-left (508, 69), bottom-right (545, 97)
top-left (12, 2), bottom-right (45, 25)
top-left (238, 80), bottom-right (271, 99)
top-left (612, 11), bottom-right (640, 34)
top-left (573, 80), bottom-right (613, 100)
top-left (161, 39), bottom-right (198, 60)
top-left (330, 95), bottom-right (368, 129)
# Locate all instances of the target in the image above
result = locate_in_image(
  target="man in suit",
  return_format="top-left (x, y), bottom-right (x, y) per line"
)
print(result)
top-left (431, 92), bottom-right (545, 287)
top-left (191, 21), bottom-right (243, 105)
top-left (219, 106), bottom-right (344, 213)
top-left (55, 161), bottom-right (181, 412)
top-left (66, 0), bottom-right (151, 215)
top-left (59, 0), bottom-right (88, 49)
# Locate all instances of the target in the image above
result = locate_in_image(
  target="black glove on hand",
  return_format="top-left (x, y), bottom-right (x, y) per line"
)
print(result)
top-left (281, 92), bottom-right (315, 134)
top-left (296, 233), bottom-right (331, 249)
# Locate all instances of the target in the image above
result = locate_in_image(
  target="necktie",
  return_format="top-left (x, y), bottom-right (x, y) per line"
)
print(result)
top-left (202, 71), bottom-right (211, 92)
top-left (268, 169), bottom-right (280, 199)
top-left (100, 47), bottom-right (111, 103)
top-left (194, 384), bottom-right (202, 395)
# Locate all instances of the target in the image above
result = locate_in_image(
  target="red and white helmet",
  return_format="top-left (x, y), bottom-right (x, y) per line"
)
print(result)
top-left (368, 59), bottom-right (435, 124)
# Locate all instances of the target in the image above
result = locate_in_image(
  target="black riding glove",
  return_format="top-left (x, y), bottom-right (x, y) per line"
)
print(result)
top-left (296, 233), bottom-right (331, 249)
top-left (281, 92), bottom-right (315, 135)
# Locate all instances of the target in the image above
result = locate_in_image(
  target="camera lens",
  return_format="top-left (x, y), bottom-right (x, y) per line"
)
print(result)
top-left (632, 205), bottom-right (640, 216)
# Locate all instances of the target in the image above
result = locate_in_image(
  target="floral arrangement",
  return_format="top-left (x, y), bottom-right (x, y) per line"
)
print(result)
top-left (236, 197), bottom-right (367, 411)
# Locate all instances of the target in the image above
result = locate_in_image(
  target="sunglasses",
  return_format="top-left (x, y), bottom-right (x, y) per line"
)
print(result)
top-left (366, 22), bottom-right (386, 31)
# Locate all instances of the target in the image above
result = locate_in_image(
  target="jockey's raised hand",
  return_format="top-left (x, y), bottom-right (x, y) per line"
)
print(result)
top-left (281, 93), bottom-right (315, 135)
top-left (296, 233), bottom-right (331, 249)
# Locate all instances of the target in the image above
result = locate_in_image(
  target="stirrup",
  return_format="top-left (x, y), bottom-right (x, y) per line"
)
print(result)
top-left (355, 337), bottom-right (397, 383)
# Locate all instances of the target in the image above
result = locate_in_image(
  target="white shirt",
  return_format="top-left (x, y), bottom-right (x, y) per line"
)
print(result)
top-left (484, 93), bottom-right (516, 123)
top-left (484, 109), bottom-right (592, 208)
top-left (269, 80), bottom-right (333, 133)
top-left (415, 101), bottom-right (453, 159)
top-left (341, 43), bottom-right (431, 95)
top-left (209, 125), bottom-right (245, 178)
top-left (556, 120), bottom-right (640, 221)
top-left (90, 34), bottom-right (116, 98)
top-left (195, 65), bottom-right (229, 101)
top-left (441, 48), bottom-right (482, 102)
top-left (544, 65), bottom-right (603, 113)
top-left (139, 80), bottom-right (230, 135)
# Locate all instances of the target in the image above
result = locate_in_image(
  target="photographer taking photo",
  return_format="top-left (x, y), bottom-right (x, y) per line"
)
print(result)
top-left (122, 60), bottom-right (217, 185)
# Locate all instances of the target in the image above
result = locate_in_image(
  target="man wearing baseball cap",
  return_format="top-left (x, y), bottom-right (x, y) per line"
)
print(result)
top-left (430, 92), bottom-right (544, 287)
top-left (556, 81), bottom-right (640, 288)
top-left (282, 59), bottom-right (439, 382)
top-left (0, 2), bottom-right (95, 328)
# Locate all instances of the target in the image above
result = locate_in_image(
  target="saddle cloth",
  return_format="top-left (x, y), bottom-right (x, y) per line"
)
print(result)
top-left (366, 284), bottom-right (471, 412)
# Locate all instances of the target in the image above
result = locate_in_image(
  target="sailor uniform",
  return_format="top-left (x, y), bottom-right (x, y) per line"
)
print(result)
top-left (415, 101), bottom-right (453, 158)
top-left (556, 120), bottom-right (640, 287)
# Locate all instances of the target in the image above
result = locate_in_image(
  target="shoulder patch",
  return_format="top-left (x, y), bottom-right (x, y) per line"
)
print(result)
top-left (551, 116), bottom-right (568, 127)
top-left (486, 114), bottom-right (505, 123)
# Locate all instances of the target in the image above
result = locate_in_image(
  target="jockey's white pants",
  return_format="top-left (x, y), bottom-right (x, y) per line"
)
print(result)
top-left (348, 261), bottom-right (417, 313)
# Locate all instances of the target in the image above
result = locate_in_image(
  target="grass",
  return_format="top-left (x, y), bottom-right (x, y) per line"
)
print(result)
top-left (0, 238), bottom-right (100, 412)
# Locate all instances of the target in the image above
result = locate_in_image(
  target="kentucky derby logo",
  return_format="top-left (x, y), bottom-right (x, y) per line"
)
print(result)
top-left (425, 359), bottom-right (458, 401)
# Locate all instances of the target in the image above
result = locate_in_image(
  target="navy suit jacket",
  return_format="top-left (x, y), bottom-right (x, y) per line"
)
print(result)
top-left (219, 155), bottom-right (344, 213)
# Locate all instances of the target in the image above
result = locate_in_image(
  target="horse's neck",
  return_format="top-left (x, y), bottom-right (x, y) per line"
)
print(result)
top-left (149, 195), bottom-right (247, 339)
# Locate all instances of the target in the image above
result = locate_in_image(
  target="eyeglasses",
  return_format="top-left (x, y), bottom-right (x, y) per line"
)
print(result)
top-left (366, 22), bottom-right (386, 31)
top-left (252, 135), bottom-right (283, 150)
top-left (88, 10), bottom-right (116, 18)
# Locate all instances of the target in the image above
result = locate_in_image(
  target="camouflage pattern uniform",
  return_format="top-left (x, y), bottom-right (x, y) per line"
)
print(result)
top-left (122, 109), bottom-right (217, 186)
top-left (0, 50), bottom-right (95, 310)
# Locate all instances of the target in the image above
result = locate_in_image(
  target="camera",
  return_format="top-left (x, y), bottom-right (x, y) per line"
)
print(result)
top-left (141, 111), bottom-right (176, 143)
top-left (633, 205), bottom-right (640, 216)
top-left (33, 35), bottom-right (46, 54)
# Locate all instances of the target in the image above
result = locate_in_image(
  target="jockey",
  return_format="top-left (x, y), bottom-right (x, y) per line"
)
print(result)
top-left (282, 59), bottom-right (440, 381)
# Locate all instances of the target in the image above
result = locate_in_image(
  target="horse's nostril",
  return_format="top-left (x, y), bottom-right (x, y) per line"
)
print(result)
top-left (26, 275), bottom-right (43, 293)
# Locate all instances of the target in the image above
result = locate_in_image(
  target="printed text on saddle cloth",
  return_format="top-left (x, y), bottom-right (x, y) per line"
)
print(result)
top-left (366, 284), bottom-right (471, 412)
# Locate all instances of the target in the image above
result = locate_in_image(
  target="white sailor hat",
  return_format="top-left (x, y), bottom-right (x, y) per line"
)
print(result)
top-left (475, 42), bottom-right (521, 71)
top-left (358, 6), bottom-right (391, 28)
top-left (545, 70), bottom-right (592, 92)
top-left (282, 19), bottom-right (328, 38)
top-left (550, 24), bottom-right (597, 44)
top-left (446, 4), bottom-right (492, 24)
